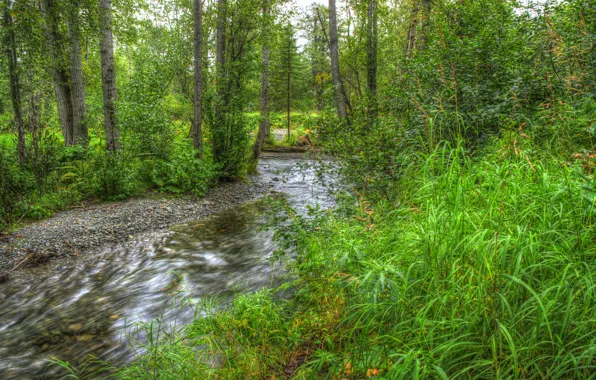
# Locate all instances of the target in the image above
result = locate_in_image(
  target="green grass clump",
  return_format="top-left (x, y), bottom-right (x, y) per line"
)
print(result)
top-left (104, 141), bottom-right (595, 379)
top-left (286, 144), bottom-right (596, 379)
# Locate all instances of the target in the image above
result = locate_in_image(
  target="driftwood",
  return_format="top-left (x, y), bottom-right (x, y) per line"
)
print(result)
top-left (261, 145), bottom-right (320, 153)
top-left (0, 251), bottom-right (38, 283)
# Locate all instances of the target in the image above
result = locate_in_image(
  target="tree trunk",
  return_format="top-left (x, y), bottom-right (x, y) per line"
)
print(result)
top-left (99, 0), bottom-right (120, 151)
top-left (215, 0), bottom-right (226, 127)
top-left (287, 28), bottom-right (291, 141)
top-left (328, 0), bottom-right (349, 122)
top-left (366, 0), bottom-right (378, 126)
top-left (253, 1), bottom-right (270, 161)
top-left (41, 0), bottom-right (75, 146)
top-left (406, 0), bottom-right (419, 58)
top-left (29, 92), bottom-right (42, 166)
top-left (67, 3), bottom-right (88, 145)
top-left (418, 0), bottom-right (432, 51)
top-left (3, 2), bottom-right (26, 165)
top-left (192, 0), bottom-right (203, 158)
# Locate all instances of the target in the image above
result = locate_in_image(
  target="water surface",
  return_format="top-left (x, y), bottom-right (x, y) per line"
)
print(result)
top-left (0, 157), bottom-right (333, 378)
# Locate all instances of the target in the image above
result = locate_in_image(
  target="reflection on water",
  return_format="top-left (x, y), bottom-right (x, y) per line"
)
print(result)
top-left (0, 157), bottom-right (333, 378)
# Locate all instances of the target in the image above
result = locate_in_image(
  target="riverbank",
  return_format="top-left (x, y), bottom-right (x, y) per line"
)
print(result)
top-left (0, 177), bottom-right (271, 276)
top-left (0, 156), bottom-right (333, 378)
top-left (110, 144), bottom-right (596, 379)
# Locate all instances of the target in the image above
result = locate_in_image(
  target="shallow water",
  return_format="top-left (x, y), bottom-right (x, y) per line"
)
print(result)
top-left (0, 157), bottom-right (333, 379)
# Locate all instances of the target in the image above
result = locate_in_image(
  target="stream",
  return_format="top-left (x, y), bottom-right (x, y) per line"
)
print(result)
top-left (0, 157), bottom-right (333, 379)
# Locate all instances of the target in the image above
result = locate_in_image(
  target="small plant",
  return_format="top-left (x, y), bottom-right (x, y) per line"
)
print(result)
top-left (151, 141), bottom-right (219, 197)
top-left (90, 151), bottom-right (141, 201)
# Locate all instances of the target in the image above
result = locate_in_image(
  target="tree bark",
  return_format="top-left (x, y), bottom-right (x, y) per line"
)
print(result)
top-left (328, 0), bottom-right (349, 122)
top-left (67, 2), bottom-right (88, 145)
top-left (99, 0), bottom-right (120, 151)
top-left (287, 27), bottom-right (292, 141)
top-left (418, 0), bottom-right (432, 51)
top-left (215, 0), bottom-right (226, 112)
top-left (366, 0), bottom-right (378, 126)
top-left (253, 1), bottom-right (270, 161)
top-left (406, 0), bottom-right (419, 58)
top-left (41, 0), bottom-right (75, 146)
top-left (29, 92), bottom-right (42, 163)
top-left (192, 0), bottom-right (203, 158)
top-left (2, 2), bottom-right (26, 165)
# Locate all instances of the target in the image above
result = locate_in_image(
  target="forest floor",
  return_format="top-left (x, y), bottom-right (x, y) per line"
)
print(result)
top-left (0, 175), bottom-right (274, 276)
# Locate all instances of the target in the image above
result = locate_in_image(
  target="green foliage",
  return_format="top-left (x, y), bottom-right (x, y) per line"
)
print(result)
top-left (112, 143), bottom-right (596, 379)
top-left (0, 146), bottom-right (34, 230)
top-left (151, 141), bottom-right (219, 197)
top-left (287, 145), bottom-right (596, 379)
top-left (89, 151), bottom-right (141, 201)
top-left (29, 130), bottom-right (61, 196)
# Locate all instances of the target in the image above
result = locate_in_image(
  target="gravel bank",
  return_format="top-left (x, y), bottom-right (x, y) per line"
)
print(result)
top-left (0, 179), bottom-right (271, 274)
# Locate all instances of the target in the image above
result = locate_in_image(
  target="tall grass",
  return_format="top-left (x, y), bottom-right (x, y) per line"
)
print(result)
top-left (286, 142), bottom-right (596, 378)
top-left (99, 140), bottom-right (595, 379)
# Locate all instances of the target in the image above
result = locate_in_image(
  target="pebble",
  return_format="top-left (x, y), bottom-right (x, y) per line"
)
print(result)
top-left (0, 180), bottom-right (271, 274)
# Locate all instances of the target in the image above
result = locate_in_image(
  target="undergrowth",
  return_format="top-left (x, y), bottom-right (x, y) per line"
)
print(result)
top-left (71, 138), bottom-right (596, 379)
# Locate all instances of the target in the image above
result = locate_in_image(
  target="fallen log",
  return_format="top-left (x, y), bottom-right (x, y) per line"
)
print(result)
top-left (261, 145), bottom-right (321, 153)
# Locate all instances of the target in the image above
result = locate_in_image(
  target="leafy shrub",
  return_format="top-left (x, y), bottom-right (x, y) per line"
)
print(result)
top-left (151, 141), bottom-right (219, 197)
top-left (0, 148), bottom-right (34, 229)
top-left (90, 151), bottom-right (141, 201)
top-left (29, 130), bottom-right (61, 197)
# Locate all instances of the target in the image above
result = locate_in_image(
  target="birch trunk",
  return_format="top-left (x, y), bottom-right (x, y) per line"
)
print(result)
top-left (213, 0), bottom-right (226, 160)
top-left (41, 0), bottom-right (75, 146)
top-left (418, 0), bottom-right (431, 51)
top-left (68, 3), bottom-right (88, 145)
top-left (99, 0), bottom-right (120, 151)
top-left (253, 1), bottom-right (270, 161)
top-left (328, 0), bottom-right (349, 122)
top-left (192, 0), bottom-right (203, 158)
top-left (3, 2), bottom-right (26, 165)
top-left (406, 0), bottom-right (419, 57)
top-left (366, 0), bottom-right (378, 125)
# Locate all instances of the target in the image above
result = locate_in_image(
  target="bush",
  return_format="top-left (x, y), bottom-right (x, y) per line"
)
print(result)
top-left (151, 141), bottom-right (219, 197)
top-left (0, 148), bottom-right (34, 230)
top-left (90, 151), bottom-right (142, 201)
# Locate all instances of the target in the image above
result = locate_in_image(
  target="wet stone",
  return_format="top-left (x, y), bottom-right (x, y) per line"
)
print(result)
top-left (76, 335), bottom-right (95, 343)
top-left (68, 323), bottom-right (84, 332)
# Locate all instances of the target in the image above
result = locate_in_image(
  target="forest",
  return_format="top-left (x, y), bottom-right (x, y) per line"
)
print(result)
top-left (0, 0), bottom-right (595, 378)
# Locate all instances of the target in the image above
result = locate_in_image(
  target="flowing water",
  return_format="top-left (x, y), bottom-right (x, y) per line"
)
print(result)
top-left (0, 157), bottom-right (334, 379)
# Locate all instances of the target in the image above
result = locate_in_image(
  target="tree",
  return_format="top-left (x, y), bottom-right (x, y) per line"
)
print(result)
top-left (328, 0), bottom-right (348, 122)
top-left (418, 0), bottom-right (432, 51)
top-left (366, 0), bottom-right (378, 126)
top-left (253, 0), bottom-right (271, 161)
top-left (306, 4), bottom-right (329, 112)
top-left (405, 0), bottom-right (418, 57)
top-left (41, 0), bottom-right (75, 146)
top-left (2, 0), bottom-right (26, 165)
top-left (67, 1), bottom-right (88, 145)
top-left (215, 0), bottom-right (226, 132)
top-left (191, 0), bottom-right (203, 158)
top-left (99, 0), bottom-right (120, 151)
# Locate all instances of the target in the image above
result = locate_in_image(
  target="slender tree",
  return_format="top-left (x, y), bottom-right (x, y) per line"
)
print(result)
top-left (253, 0), bottom-right (270, 161)
top-left (286, 25), bottom-right (292, 140)
top-left (191, 0), bottom-right (203, 158)
top-left (99, 0), bottom-right (120, 151)
top-left (406, 0), bottom-right (418, 57)
top-left (2, 0), bottom-right (26, 165)
top-left (328, 0), bottom-right (349, 122)
top-left (366, 0), bottom-right (378, 126)
top-left (67, 1), bottom-right (88, 145)
top-left (215, 0), bottom-right (226, 136)
top-left (41, 0), bottom-right (75, 146)
top-left (419, 0), bottom-right (432, 51)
